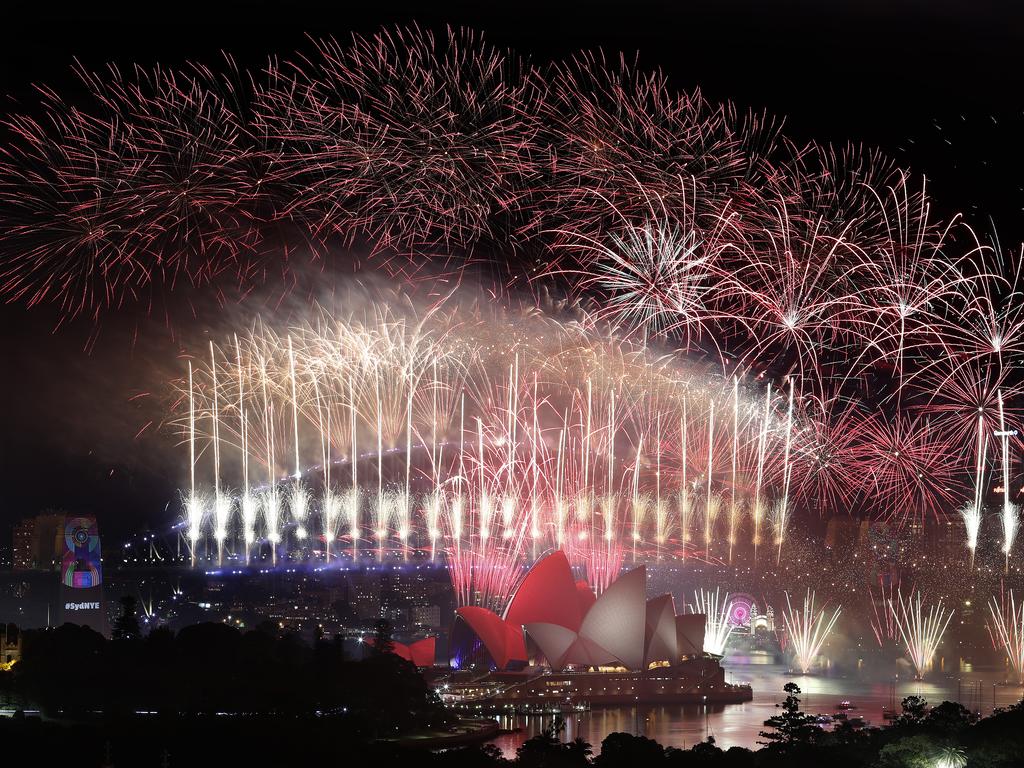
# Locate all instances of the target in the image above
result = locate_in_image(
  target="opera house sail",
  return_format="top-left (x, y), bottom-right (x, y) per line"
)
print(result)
top-left (447, 551), bottom-right (752, 706)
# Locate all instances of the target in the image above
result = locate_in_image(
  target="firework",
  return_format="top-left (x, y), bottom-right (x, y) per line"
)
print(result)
top-left (690, 588), bottom-right (735, 657)
top-left (176, 296), bottom-right (794, 607)
top-left (259, 27), bottom-right (539, 251)
top-left (988, 589), bottom-right (1024, 685)
top-left (934, 747), bottom-right (967, 768)
top-left (4, 27), bottom-right (1023, 576)
top-left (963, 410), bottom-right (987, 568)
top-left (185, 362), bottom-right (203, 567)
top-left (554, 188), bottom-right (736, 348)
top-left (184, 490), bottom-right (206, 568)
top-left (889, 589), bottom-right (954, 679)
top-left (535, 52), bottom-right (758, 243)
top-left (849, 413), bottom-right (959, 525)
top-left (997, 390), bottom-right (1019, 570)
top-left (869, 579), bottom-right (902, 649)
top-left (240, 491), bottom-right (258, 562)
top-left (782, 589), bottom-right (842, 674)
top-left (960, 503), bottom-right (984, 569)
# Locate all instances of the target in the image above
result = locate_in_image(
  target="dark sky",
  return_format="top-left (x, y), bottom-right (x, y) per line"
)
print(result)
top-left (2, 0), bottom-right (1023, 539)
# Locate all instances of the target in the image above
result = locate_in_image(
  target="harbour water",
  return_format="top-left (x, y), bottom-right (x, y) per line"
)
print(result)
top-left (489, 661), bottom-right (1024, 756)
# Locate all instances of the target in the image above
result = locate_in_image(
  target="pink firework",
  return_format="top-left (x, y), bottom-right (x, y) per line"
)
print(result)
top-left (256, 26), bottom-right (540, 252)
top-left (848, 414), bottom-right (961, 523)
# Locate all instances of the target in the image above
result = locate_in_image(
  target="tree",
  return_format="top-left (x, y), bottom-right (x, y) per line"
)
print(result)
top-left (254, 620), bottom-right (280, 639)
top-left (596, 732), bottom-right (664, 767)
top-left (829, 717), bottom-right (872, 746)
top-left (442, 743), bottom-right (509, 768)
top-left (758, 682), bottom-right (821, 748)
top-left (924, 701), bottom-right (976, 731)
top-left (875, 734), bottom-right (943, 768)
top-left (112, 596), bottom-right (141, 641)
top-left (516, 716), bottom-right (563, 768)
top-left (689, 735), bottom-right (724, 764)
top-left (371, 618), bottom-right (395, 656)
top-left (896, 695), bottom-right (929, 726)
top-left (562, 737), bottom-right (594, 766)
top-left (516, 717), bottom-right (592, 768)
top-left (17, 624), bottom-right (105, 715)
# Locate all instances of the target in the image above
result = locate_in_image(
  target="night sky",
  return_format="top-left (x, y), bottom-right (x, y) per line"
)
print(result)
top-left (2, 0), bottom-right (1023, 540)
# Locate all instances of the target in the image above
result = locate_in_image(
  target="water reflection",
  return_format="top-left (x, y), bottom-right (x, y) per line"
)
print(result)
top-left (489, 662), bottom-right (1024, 756)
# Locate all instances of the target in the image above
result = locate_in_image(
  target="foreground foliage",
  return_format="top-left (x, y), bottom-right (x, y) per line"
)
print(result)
top-left (3, 628), bottom-right (1024, 767)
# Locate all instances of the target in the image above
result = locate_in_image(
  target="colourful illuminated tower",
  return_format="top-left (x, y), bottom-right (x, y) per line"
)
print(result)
top-left (58, 515), bottom-right (106, 636)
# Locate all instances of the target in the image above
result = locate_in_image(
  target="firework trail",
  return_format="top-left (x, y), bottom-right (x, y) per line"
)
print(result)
top-left (260, 27), bottom-right (539, 251)
top-left (889, 589), bottom-right (954, 679)
top-left (690, 588), bottom-right (735, 657)
top-left (961, 410), bottom-right (987, 568)
top-left (960, 503), bottom-right (984, 570)
top-left (177, 295), bottom-right (791, 606)
top-left (782, 589), bottom-right (842, 674)
top-left (552, 180), bottom-right (737, 348)
top-left (988, 589), bottom-right (1024, 685)
top-left (997, 390), bottom-right (1019, 570)
top-left (769, 380), bottom-right (797, 564)
top-left (934, 747), bottom-right (967, 768)
top-left (869, 579), bottom-right (903, 649)
top-left (185, 362), bottom-right (203, 568)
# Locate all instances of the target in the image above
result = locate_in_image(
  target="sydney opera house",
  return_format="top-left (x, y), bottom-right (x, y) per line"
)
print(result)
top-left (445, 552), bottom-right (752, 706)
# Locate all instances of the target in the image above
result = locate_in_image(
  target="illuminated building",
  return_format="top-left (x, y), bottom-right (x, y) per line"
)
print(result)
top-left (0, 624), bottom-right (20, 671)
top-left (11, 512), bottom-right (65, 572)
top-left (12, 518), bottom-right (34, 571)
top-left (58, 515), bottom-right (106, 636)
top-left (446, 551), bottom-right (752, 705)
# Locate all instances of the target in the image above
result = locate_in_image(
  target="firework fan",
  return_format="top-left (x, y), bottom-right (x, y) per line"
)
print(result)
top-left (988, 587), bottom-right (1024, 685)
top-left (889, 588), bottom-right (954, 679)
top-left (172, 288), bottom-right (816, 605)
top-left (782, 588), bottom-right (842, 674)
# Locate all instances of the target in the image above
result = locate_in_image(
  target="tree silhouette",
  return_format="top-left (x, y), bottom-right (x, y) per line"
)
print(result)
top-left (758, 682), bottom-right (821, 749)
top-left (112, 596), bottom-right (141, 641)
top-left (925, 701), bottom-right (976, 731)
top-left (517, 717), bottom-right (592, 768)
top-left (595, 732), bottom-right (664, 767)
top-left (371, 618), bottom-right (395, 656)
top-left (896, 695), bottom-right (929, 726)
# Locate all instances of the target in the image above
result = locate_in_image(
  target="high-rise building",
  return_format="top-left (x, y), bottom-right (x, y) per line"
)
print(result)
top-left (412, 604), bottom-right (441, 629)
top-left (12, 518), bottom-right (35, 571)
top-left (350, 576), bottom-right (383, 621)
top-left (11, 512), bottom-right (65, 571)
top-left (928, 517), bottom-right (961, 558)
top-left (824, 516), bottom-right (862, 552)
